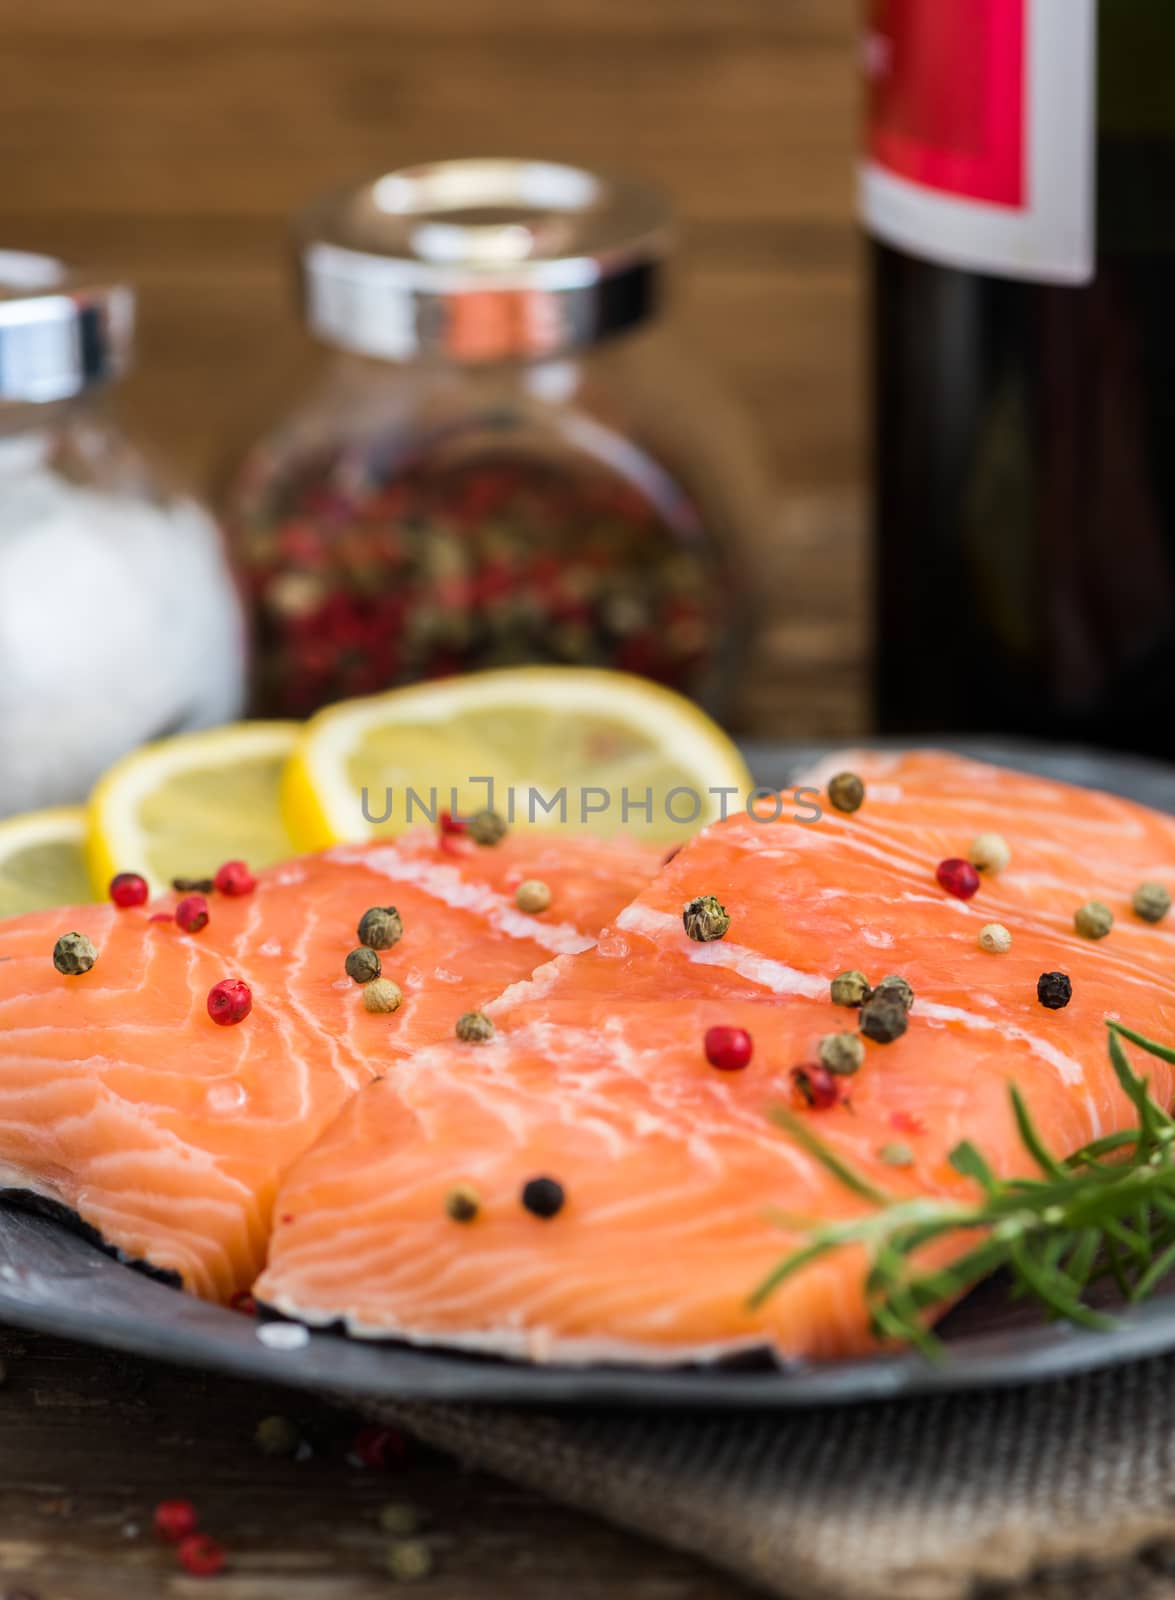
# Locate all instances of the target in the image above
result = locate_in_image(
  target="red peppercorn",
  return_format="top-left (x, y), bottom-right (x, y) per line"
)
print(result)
top-left (175, 895), bottom-right (210, 934)
top-left (154, 1498), bottom-right (198, 1543)
top-left (214, 860), bottom-right (256, 897)
top-left (704, 1025), bottom-right (753, 1072)
top-left (438, 810), bottom-right (467, 836)
top-left (228, 1290), bottom-right (257, 1316)
top-left (207, 979), bottom-right (252, 1026)
top-left (177, 1533), bottom-right (226, 1578)
top-left (791, 1063), bottom-right (841, 1110)
top-left (109, 872), bottom-right (149, 909)
top-left (936, 858), bottom-right (981, 900)
top-left (350, 1424), bottom-right (408, 1470)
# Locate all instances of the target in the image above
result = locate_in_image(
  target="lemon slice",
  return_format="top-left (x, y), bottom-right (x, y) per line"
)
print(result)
top-left (86, 722), bottom-right (300, 895)
top-left (0, 807), bottom-right (94, 917)
top-left (282, 668), bottom-right (754, 848)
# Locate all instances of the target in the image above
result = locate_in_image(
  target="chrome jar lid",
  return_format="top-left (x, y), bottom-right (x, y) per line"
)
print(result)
top-left (0, 251), bottom-right (134, 403)
top-left (298, 159), bottom-right (673, 363)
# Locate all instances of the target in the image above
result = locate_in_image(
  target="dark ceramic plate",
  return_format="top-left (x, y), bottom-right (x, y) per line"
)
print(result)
top-left (1, 738), bottom-right (1173, 1409)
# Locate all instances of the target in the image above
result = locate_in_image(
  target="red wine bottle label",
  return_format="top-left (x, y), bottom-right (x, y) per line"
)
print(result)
top-left (860, 0), bottom-right (1096, 283)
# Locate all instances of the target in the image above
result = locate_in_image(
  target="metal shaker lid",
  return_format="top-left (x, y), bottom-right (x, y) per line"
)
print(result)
top-left (0, 251), bottom-right (134, 403)
top-left (298, 159), bottom-right (673, 363)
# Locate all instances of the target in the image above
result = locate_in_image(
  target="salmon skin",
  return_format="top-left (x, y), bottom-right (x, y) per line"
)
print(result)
top-left (0, 829), bottom-right (659, 1301)
top-left (257, 752), bottom-right (1175, 1366)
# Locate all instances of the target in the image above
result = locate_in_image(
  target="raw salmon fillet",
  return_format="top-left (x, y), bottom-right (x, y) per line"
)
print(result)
top-left (0, 829), bottom-right (658, 1300)
top-left (257, 752), bottom-right (1175, 1364)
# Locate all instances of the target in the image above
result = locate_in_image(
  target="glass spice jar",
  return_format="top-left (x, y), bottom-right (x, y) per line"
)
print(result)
top-left (226, 160), bottom-right (765, 719)
top-left (0, 252), bottom-right (246, 817)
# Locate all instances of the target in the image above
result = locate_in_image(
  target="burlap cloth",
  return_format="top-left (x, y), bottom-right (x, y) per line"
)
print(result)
top-left (370, 1351), bottom-right (1175, 1600)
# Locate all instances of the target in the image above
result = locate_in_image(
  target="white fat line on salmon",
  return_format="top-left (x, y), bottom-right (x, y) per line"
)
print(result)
top-left (614, 904), bottom-right (827, 997)
top-left (330, 848), bottom-right (595, 956)
top-left (915, 1000), bottom-right (1086, 1087)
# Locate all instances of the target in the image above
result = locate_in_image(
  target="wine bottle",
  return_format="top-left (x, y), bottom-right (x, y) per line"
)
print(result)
top-left (865, 0), bottom-right (1175, 756)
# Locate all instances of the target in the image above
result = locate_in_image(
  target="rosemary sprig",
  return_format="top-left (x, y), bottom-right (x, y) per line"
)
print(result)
top-left (751, 1021), bottom-right (1175, 1357)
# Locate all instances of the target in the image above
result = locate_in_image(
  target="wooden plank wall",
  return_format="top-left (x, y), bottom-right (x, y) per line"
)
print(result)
top-left (0, 0), bottom-right (865, 737)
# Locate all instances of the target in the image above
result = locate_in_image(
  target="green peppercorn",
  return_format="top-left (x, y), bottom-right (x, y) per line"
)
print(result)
top-left (53, 931), bottom-right (97, 976)
top-left (818, 1032), bottom-right (865, 1076)
top-left (1133, 882), bottom-right (1171, 924)
top-left (878, 1142), bottom-right (915, 1168)
top-left (827, 771), bottom-right (865, 814)
top-left (515, 879), bottom-right (551, 915)
top-left (1074, 900), bottom-right (1113, 941)
top-left (468, 809), bottom-right (508, 846)
top-left (682, 895), bottom-right (731, 942)
top-left (859, 993), bottom-right (908, 1044)
top-left (830, 969), bottom-right (870, 1007)
top-left (357, 905), bottom-right (403, 950)
top-left (363, 977), bottom-right (403, 1014)
top-left (455, 1010), bottom-right (494, 1043)
top-left (444, 1183), bottom-right (480, 1222)
top-left (345, 946), bottom-right (382, 984)
top-left (874, 974), bottom-right (915, 1012)
top-left (254, 1414), bottom-right (302, 1458)
top-left (379, 1503), bottom-right (424, 1537)
top-left (386, 1539), bottom-right (434, 1582)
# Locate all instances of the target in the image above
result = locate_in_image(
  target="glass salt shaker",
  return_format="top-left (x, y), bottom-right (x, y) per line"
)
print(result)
top-left (226, 159), bottom-right (766, 719)
top-left (0, 252), bottom-right (246, 817)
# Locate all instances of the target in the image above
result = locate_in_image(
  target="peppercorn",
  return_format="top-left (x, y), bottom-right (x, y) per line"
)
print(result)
top-left (874, 974), bottom-right (915, 1012)
top-left (978, 923), bottom-right (1012, 954)
top-left (386, 1539), bottom-right (434, 1583)
top-left (818, 1032), bottom-right (865, 1076)
top-left (444, 1183), bottom-right (480, 1222)
top-left (468, 809), bottom-right (508, 846)
top-left (154, 1499), bottom-right (198, 1543)
top-left (1133, 882), bottom-right (1171, 924)
top-left (968, 833), bottom-right (1011, 875)
top-left (380, 1504), bottom-right (424, 1537)
top-left (682, 895), bottom-right (730, 942)
top-left (859, 993), bottom-right (908, 1044)
top-left (827, 771), bottom-right (865, 814)
top-left (522, 1176), bottom-right (565, 1218)
top-left (936, 858), bottom-right (981, 900)
top-left (830, 969), bottom-right (870, 1007)
top-left (357, 905), bottom-right (404, 950)
top-left (254, 1415), bottom-right (302, 1458)
top-left (791, 1063), bottom-right (841, 1109)
top-left (455, 1010), bottom-right (494, 1043)
top-left (53, 931), bottom-right (96, 976)
top-left (175, 894), bottom-right (210, 934)
top-left (109, 872), bottom-right (149, 909)
top-left (363, 977), bottom-right (403, 1014)
top-left (704, 1025), bottom-right (753, 1072)
top-left (345, 946), bottom-right (382, 985)
top-left (177, 1533), bottom-right (225, 1578)
top-left (878, 1142), bottom-right (915, 1168)
top-left (1037, 971), bottom-right (1072, 1010)
top-left (515, 879), bottom-right (551, 915)
top-left (214, 860), bottom-right (256, 897)
top-left (207, 979), bottom-right (252, 1026)
top-left (172, 876), bottom-right (214, 895)
top-left (1074, 900), bottom-right (1113, 941)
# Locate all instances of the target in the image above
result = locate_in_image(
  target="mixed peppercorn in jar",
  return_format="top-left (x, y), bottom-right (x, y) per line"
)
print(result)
top-left (226, 160), bottom-right (766, 719)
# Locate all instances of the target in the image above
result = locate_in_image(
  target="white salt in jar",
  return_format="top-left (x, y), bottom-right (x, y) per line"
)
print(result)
top-left (0, 252), bottom-right (246, 816)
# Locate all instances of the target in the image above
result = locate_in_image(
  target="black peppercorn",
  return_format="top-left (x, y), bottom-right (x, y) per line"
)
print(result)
top-left (521, 1176), bottom-right (565, 1218)
top-left (859, 993), bottom-right (908, 1044)
top-left (1037, 972), bottom-right (1072, 1010)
